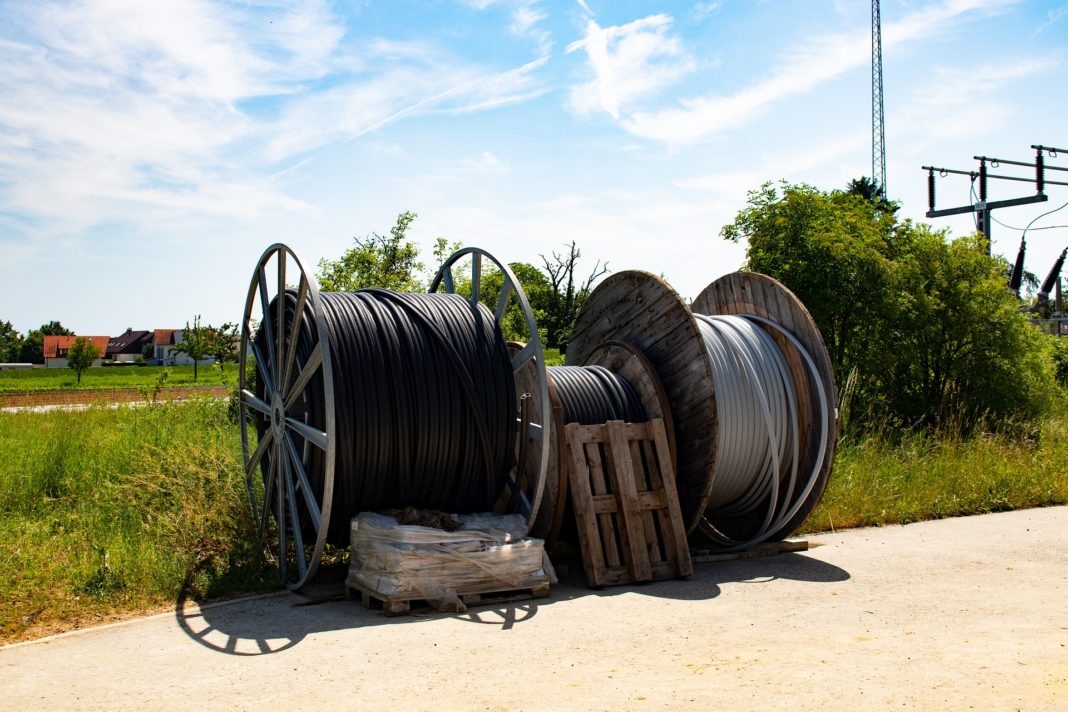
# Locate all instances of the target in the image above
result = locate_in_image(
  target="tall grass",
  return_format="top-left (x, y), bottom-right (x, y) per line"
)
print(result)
top-left (0, 399), bottom-right (276, 643)
top-left (799, 411), bottom-right (1068, 534)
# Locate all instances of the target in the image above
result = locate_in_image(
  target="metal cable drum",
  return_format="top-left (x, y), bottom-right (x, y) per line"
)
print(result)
top-left (238, 244), bottom-right (551, 590)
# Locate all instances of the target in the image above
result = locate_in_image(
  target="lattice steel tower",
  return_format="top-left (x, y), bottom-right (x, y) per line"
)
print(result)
top-left (872, 0), bottom-right (886, 196)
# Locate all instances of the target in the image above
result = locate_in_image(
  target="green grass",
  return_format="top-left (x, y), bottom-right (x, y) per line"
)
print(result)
top-left (2, 396), bottom-right (1067, 643)
top-left (0, 364), bottom-right (235, 393)
top-left (798, 414), bottom-right (1068, 534)
top-left (0, 399), bottom-right (277, 642)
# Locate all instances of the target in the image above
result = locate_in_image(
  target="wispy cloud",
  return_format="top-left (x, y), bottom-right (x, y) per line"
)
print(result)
top-left (895, 57), bottom-right (1055, 148)
top-left (616, 0), bottom-right (1019, 143)
top-left (1034, 3), bottom-right (1068, 36)
top-left (689, 2), bottom-right (724, 21)
top-left (0, 1), bottom-right (549, 240)
top-left (566, 14), bottom-right (694, 120)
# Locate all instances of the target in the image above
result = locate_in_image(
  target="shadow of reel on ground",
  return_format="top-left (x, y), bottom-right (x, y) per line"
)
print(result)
top-left (175, 551), bottom-right (850, 656)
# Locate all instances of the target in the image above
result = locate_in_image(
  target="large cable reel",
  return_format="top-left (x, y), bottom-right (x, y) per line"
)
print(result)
top-left (239, 244), bottom-right (550, 590)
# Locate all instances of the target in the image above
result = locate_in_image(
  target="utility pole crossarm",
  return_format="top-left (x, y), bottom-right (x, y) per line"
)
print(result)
top-left (926, 194), bottom-right (1047, 219)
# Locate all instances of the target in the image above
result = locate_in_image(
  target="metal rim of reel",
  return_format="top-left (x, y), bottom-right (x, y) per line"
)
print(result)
top-left (429, 246), bottom-right (552, 530)
top-left (238, 243), bottom-right (336, 591)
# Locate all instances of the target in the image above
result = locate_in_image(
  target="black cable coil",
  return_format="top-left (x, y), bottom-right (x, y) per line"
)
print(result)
top-left (254, 289), bottom-right (516, 546)
top-left (548, 365), bottom-right (646, 424)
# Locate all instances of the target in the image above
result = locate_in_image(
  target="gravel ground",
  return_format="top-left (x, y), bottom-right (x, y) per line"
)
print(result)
top-left (2, 506), bottom-right (1066, 711)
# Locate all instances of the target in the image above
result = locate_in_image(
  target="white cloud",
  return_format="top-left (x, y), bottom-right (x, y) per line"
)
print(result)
top-left (0, 1), bottom-right (549, 240)
top-left (620, 0), bottom-right (1020, 144)
top-left (566, 14), bottom-right (694, 120)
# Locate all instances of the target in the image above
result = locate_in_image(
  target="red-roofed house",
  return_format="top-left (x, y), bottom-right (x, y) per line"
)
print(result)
top-left (43, 335), bottom-right (109, 368)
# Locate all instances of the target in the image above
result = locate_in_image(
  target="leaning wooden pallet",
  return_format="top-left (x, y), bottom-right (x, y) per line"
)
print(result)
top-left (566, 418), bottom-right (692, 588)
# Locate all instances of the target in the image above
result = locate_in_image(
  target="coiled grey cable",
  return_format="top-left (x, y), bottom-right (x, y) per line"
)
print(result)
top-left (694, 313), bottom-right (831, 550)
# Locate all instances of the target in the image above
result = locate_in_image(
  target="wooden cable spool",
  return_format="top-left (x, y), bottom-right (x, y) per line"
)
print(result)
top-left (515, 340), bottom-right (676, 549)
top-left (566, 269), bottom-right (838, 544)
top-left (565, 271), bottom-right (716, 532)
top-left (691, 271), bottom-right (837, 543)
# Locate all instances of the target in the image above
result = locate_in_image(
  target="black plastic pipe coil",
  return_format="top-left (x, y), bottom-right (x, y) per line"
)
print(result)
top-left (256, 289), bottom-right (516, 546)
top-left (548, 365), bottom-right (646, 425)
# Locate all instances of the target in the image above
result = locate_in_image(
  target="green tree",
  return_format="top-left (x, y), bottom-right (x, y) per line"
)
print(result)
top-left (317, 211), bottom-right (425, 292)
top-left (722, 180), bottom-right (1058, 431)
top-left (171, 316), bottom-right (215, 382)
top-left (209, 323), bottom-right (240, 381)
top-left (67, 336), bottom-right (100, 383)
top-left (0, 321), bottom-right (23, 362)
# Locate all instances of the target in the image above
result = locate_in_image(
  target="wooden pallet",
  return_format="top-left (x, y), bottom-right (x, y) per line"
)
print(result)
top-left (565, 418), bottom-right (693, 588)
top-left (345, 578), bottom-right (551, 616)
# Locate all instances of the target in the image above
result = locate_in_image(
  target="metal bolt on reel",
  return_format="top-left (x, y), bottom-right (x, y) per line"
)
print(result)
top-left (238, 243), bottom-right (336, 590)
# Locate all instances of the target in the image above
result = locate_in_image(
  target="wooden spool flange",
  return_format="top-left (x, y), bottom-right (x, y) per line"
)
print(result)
top-left (520, 340), bottom-right (677, 549)
top-left (580, 341), bottom-right (677, 471)
top-left (566, 271), bottom-right (716, 532)
top-left (691, 271), bottom-right (838, 543)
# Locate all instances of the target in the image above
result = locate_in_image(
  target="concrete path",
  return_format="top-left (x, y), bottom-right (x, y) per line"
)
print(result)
top-left (2, 507), bottom-right (1066, 711)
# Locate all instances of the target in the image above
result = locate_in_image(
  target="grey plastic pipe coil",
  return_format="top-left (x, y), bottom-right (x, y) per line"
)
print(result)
top-left (694, 313), bottom-right (831, 550)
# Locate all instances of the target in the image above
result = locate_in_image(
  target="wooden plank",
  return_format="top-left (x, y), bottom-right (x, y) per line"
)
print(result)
top-left (607, 421), bottom-right (652, 581)
top-left (631, 438), bottom-right (663, 565)
top-left (585, 440), bottom-right (621, 571)
top-left (690, 538), bottom-right (809, 564)
top-left (651, 418), bottom-right (693, 577)
top-left (566, 423), bottom-right (607, 586)
top-left (349, 580), bottom-right (552, 617)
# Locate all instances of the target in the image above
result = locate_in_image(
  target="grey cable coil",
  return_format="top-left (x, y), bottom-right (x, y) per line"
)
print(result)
top-left (694, 314), bottom-right (831, 550)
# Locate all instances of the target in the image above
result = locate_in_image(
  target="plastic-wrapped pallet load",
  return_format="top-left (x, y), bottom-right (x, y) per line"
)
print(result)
top-left (346, 512), bottom-right (554, 613)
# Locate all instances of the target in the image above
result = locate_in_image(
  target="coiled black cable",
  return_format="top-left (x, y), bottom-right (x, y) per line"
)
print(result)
top-left (255, 289), bottom-right (516, 546)
top-left (548, 365), bottom-right (646, 424)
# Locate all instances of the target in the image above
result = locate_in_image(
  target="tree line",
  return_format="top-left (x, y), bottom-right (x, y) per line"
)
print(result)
top-left (0, 318), bottom-right (237, 383)
top-left (315, 211), bottom-right (608, 353)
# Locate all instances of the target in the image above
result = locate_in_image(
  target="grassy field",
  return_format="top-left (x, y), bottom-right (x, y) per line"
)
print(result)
top-left (0, 364), bottom-right (235, 393)
top-left (0, 399), bottom-right (276, 642)
top-left (1, 399), bottom-right (1066, 643)
top-left (799, 414), bottom-right (1068, 534)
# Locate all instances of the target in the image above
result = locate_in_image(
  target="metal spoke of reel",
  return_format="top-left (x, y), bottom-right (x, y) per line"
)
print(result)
top-left (239, 244), bottom-right (336, 590)
top-left (430, 247), bottom-right (551, 527)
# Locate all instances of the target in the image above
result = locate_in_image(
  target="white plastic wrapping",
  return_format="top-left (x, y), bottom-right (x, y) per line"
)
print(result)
top-left (347, 512), bottom-right (552, 613)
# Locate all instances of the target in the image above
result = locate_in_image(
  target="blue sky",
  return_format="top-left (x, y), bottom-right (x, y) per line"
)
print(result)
top-left (1, 0), bottom-right (1066, 336)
